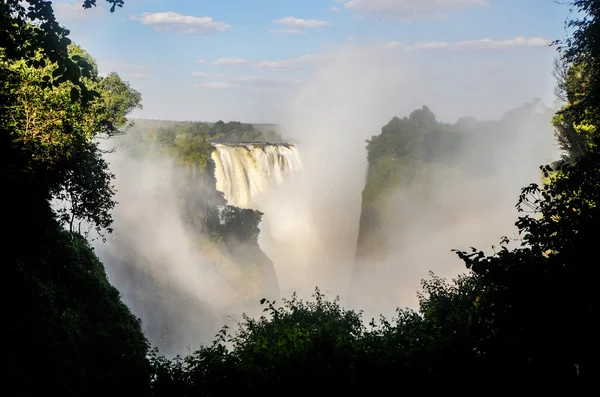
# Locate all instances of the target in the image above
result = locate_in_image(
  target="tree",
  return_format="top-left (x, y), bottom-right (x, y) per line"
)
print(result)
top-left (552, 59), bottom-right (596, 161)
top-left (0, 1), bottom-right (126, 99)
top-left (2, 3), bottom-right (152, 395)
top-left (8, 225), bottom-right (151, 397)
top-left (453, 0), bottom-right (600, 382)
top-left (218, 206), bottom-right (264, 246)
top-left (2, 43), bottom-right (141, 238)
top-left (559, 0), bottom-right (600, 126)
top-left (551, 1), bottom-right (600, 163)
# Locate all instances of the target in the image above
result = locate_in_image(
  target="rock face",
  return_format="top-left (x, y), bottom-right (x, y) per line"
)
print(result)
top-left (353, 203), bottom-right (385, 279)
top-left (351, 102), bottom-right (557, 310)
top-left (95, 151), bottom-right (280, 357)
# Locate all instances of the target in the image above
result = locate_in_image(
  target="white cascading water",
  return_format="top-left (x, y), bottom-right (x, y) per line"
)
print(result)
top-left (211, 143), bottom-right (303, 208)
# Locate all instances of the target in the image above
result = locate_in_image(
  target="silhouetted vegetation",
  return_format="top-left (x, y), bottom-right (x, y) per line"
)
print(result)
top-left (2, 0), bottom-right (599, 395)
top-left (8, 223), bottom-right (151, 396)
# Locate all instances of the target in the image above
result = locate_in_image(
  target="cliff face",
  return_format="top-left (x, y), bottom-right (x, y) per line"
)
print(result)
top-left (182, 160), bottom-right (281, 301)
top-left (96, 138), bottom-right (280, 356)
top-left (353, 197), bottom-right (385, 277)
top-left (351, 102), bottom-right (555, 295)
top-left (352, 107), bottom-right (446, 287)
top-left (168, 157), bottom-right (281, 295)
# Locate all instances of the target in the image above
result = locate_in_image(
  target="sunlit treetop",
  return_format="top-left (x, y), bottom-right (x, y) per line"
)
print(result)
top-left (0, 0), bottom-right (126, 101)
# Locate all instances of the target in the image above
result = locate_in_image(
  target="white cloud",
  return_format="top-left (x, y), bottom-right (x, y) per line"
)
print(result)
top-left (129, 73), bottom-right (152, 80)
top-left (196, 35), bottom-right (549, 79)
top-left (232, 75), bottom-right (302, 88)
top-left (196, 56), bottom-right (318, 70)
top-left (192, 71), bottom-right (209, 77)
top-left (197, 59), bottom-right (208, 64)
top-left (331, 6), bottom-right (340, 12)
top-left (122, 63), bottom-right (147, 70)
top-left (270, 29), bottom-right (304, 34)
top-left (338, 0), bottom-right (489, 18)
top-left (53, 1), bottom-right (103, 21)
top-left (122, 63), bottom-right (152, 79)
top-left (97, 60), bottom-right (152, 79)
top-left (196, 82), bottom-right (240, 89)
top-left (256, 54), bottom-right (320, 70)
top-left (214, 58), bottom-right (250, 66)
top-left (386, 36), bottom-right (551, 51)
top-left (195, 76), bottom-right (301, 90)
top-left (273, 17), bottom-right (329, 28)
top-left (131, 12), bottom-right (231, 35)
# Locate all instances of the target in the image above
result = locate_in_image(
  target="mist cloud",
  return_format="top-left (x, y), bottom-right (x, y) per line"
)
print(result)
top-left (92, 146), bottom-right (253, 357)
top-left (94, 41), bottom-right (560, 353)
top-left (253, 43), bottom-right (558, 318)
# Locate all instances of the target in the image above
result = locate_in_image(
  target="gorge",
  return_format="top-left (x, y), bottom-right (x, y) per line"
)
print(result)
top-left (94, 99), bottom-right (558, 358)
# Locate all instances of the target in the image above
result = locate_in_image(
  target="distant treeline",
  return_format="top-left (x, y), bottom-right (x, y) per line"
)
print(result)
top-left (115, 119), bottom-right (283, 171)
top-left (128, 119), bottom-right (283, 143)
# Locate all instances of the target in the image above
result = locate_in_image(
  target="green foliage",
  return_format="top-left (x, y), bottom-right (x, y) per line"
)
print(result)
top-left (1, 43), bottom-right (141, 238)
top-left (148, 289), bottom-right (366, 394)
top-left (551, 1), bottom-right (600, 162)
top-left (360, 100), bottom-right (546, 209)
top-left (121, 119), bottom-right (283, 160)
top-left (96, 71), bottom-right (143, 133)
top-left (0, 1), bottom-right (126, 101)
top-left (208, 120), bottom-right (283, 142)
top-left (552, 58), bottom-right (597, 162)
top-left (172, 130), bottom-right (214, 169)
top-left (362, 106), bottom-right (453, 206)
top-left (53, 141), bottom-right (116, 234)
top-left (557, 1), bottom-right (600, 126)
top-left (216, 206), bottom-right (264, 246)
top-left (147, 276), bottom-right (493, 394)
top-left (83, 0), bottom-right (125, 13)
top-left (2, 3), bottom-right (153, 395)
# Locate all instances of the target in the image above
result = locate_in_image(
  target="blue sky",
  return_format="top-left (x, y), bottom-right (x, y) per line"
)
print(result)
top-left (53, 0), bottom-right (573, 123)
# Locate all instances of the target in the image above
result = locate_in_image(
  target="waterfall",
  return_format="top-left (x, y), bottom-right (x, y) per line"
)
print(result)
top-left (211, 143), bottom-right (303, 208)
